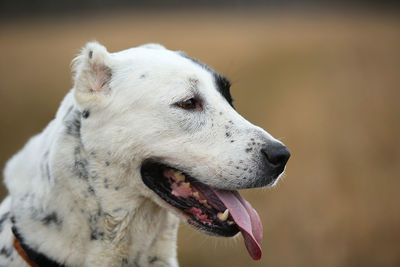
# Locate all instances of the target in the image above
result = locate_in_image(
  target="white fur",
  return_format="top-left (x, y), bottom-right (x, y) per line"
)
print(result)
top-left (0, 42), bottom-right (284, 266)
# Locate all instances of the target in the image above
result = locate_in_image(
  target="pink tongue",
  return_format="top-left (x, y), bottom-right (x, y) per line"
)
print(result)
top-left (212, 189), bottom-right (263, 260)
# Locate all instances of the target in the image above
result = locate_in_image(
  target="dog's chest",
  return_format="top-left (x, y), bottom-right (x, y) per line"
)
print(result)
top-left (81, 205), bottom-right (180, 267)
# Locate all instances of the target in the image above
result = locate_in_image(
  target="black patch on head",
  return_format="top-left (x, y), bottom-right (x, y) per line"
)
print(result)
top-left (214, 73), bottom-right (234, 107)
top-left (180, 54), bottom-right (234, 107)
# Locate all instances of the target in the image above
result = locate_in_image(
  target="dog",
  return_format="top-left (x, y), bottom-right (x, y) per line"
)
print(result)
top-left (0, 42), bottom-right (290, 267)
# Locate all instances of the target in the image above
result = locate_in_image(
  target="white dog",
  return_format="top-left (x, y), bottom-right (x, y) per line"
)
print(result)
top-left (0, 42), bottom-right (290, 267)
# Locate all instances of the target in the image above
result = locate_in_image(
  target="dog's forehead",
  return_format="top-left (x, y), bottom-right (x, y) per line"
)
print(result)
top-left (112, 46), bottom-right (233, 106)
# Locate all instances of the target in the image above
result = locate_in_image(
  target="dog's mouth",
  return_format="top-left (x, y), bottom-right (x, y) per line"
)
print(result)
top-left (140, 159), bottom-right (263, 260)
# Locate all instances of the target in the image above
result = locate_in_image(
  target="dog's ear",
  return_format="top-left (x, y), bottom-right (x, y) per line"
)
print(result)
top-left (72, 41), bottom-right (113, 103)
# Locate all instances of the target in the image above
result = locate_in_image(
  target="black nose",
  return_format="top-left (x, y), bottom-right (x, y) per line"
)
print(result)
top-left (261, 142), bottom-right (290, 171)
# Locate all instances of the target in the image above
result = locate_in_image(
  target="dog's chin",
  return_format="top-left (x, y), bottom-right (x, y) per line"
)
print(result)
top-left (140, 159), bottom-right (240, 237)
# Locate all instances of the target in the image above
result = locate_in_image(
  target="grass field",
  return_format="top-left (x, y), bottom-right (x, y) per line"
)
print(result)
top-left (1, 9), bottom-right (399, 266)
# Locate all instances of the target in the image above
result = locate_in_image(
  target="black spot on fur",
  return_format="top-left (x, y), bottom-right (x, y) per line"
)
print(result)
top-left (89, 50), bottom-right (93, 58)
top-left (90, 229), bottom-right (104, 241)
top-left (29, 206), bottom-right (40, 220)
top-left (113, 208), bottom-right (122, 213)
top-left (90, 170), bottom-right (98, 180)
top-left (73, 146), bottom-right (89, 180)
top-left (104, 178), bottom-right (110, 189)
top-left (226, 132), bottom-right (231, 137)
top-left (41, 212), bottom-right (62, 226)
top-left (45, 162), bottom-right (52, 182)
top-left (64, 110), bottom-right (82, 137)
top-left (89, 213), bottom-right (99, 224)
top-left (0, 212), bottom-right (10, 233)
top-left (230, 140), bottom-right (235, 143)
top-left (0, 246), bottom-right (12, 258)
top-left (88, 186), bottom-right (95, 195)
top-left (105, 161), bottom-right (110, 166)
top-left (148, 256), bottom-right (159, 264)
top-left (82, 110), bottom-right (90, 119)
top-left (246, 148), bottom-right (253, 153)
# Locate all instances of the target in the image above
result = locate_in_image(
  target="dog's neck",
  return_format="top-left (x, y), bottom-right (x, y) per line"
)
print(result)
top-left (9, 93), bottom-right (179, 267)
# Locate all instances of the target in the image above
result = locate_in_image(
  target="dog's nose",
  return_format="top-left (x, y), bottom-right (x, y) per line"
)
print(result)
top-left (261, 142), bottom-right (290, 172)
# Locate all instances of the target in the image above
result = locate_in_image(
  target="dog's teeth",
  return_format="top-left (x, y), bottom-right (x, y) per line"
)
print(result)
top-left (182, 182), bottom-right (191, 189)
top-left (174, 171), bottom-right (186, 182)
top-left (193, 191), bottom-right (200, 199)
top-left (227, 220), bottom-right (234, 225)
top-left (217, 209), bottom-right (229, 221)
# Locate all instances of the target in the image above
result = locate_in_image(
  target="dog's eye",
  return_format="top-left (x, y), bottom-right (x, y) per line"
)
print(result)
top-left (179, 98), bottom-right (197, 110)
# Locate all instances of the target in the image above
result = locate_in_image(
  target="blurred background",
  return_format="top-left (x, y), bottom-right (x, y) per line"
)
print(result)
top-left (1, 1), bottom-right (399, 266)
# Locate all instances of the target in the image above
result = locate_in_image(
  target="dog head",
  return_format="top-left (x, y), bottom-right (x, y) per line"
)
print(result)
top-left (72, 42), bottom-right (290, 260)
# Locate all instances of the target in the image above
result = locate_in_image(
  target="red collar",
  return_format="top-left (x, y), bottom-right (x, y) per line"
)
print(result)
top-left (12, 222), bottom-right (65, 267)
top-left (13, 235), bottom-right (39, 267)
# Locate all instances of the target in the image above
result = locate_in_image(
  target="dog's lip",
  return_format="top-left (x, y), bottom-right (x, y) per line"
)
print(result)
top-left (140, 159), bottom-right (263, 261)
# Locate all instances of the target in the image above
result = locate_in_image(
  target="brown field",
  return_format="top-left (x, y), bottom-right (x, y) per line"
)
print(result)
top-left (1, 9), bottom-right (399, 267)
